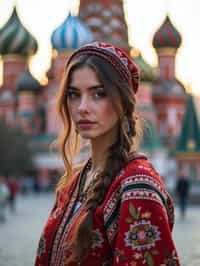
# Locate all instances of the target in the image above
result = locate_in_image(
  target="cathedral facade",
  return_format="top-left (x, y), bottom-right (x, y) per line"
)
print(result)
top-left (1, 1), bottom-right (199, 185)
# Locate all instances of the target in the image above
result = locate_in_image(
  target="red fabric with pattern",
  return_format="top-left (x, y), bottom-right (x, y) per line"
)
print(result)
top-left (34, 157), bottom-right (180, 266)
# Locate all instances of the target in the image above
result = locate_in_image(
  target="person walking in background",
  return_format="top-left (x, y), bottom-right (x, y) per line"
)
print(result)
top-left (35, 42), bottom-right (180, 266)
top-left (0, 175), bottom-right (9, 222)
top-left (175, 172), bottom-right (190, 218)
top-left (7, 176), bottom-right (20, 213)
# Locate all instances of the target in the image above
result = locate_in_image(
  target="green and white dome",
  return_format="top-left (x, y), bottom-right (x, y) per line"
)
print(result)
top-left (0, 7), bottom-right (38, 56)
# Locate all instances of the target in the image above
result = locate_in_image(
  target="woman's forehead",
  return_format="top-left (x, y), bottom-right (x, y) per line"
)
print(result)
top-left (69, 67), bottom-right (100, 86)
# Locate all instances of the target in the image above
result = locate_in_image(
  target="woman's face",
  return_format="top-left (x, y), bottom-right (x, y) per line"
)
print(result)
top-left (67, 66), bottom-right (119, 141)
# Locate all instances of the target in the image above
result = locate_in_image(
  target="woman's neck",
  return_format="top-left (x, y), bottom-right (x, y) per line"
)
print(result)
top-left (90, 141), bottom-right (107, 173)
top-left (89, 136), bottom-right (115, 172)
top-left (88, 125), bottom-right (118, 172)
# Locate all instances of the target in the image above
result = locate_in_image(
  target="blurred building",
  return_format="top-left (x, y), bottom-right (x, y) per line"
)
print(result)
top-left (1, 2), bottom-right (198, 186)
top-left (175, 95), bottom-right (200, 182)
top-left (152, 15), bottom-right (186, 148)
top-left (79, 0), bottom-right (129, 51)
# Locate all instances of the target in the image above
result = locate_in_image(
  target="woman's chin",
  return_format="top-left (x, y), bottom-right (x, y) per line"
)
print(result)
top-left (80, 135), bottom-right (96, 140)
top-left (79, 132), bottom-right (100, 140)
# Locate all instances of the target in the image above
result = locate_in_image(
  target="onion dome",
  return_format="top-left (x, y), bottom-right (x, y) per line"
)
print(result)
top-left (16, 70), bottom-right (41, 93)
top-left (0, 7), bottom-right (38, 56)
top-left (51, 13), bottom-right (93, 51)
top-left (134, 53), bottom-right (156, 82)
top-left (153, 15), bottom-right (182, 49)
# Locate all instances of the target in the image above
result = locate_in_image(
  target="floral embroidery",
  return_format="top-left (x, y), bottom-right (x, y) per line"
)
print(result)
top-left (37, 234), bottom-right (46, 257)
top-left (130, 261), bottom-right (137, 266)
top-left (126, 203), bottom-right (140, 223)
top-left (141, 211), bottom-right (151, 219)
top-left (134, 252), bottom-right (143, 260)
top-left (34, 159), bottom-right (179, 266)
top-left (92, 229), bottom-right (104, 249)
top-left (124, 202), bottom-right (160, 265)
top-left (124, 220), bottom-right (161, 251)
top-left (115, 249), bottom-right (127, 263)
top-left (143, 250), bottom-right (159, 266)
top-left (161, 250), bottom-right (179, 266)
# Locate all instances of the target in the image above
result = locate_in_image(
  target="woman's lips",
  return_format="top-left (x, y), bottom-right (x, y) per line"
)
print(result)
top-left (78, 121), bottom-right (96, 130)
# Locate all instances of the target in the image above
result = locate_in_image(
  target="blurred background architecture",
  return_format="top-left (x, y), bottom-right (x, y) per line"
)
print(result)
top-left (0, 0), bottom-right (200, 197)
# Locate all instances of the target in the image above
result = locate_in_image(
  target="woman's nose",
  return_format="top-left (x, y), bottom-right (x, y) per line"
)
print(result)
top-left (78, 95), bottom-right (89, 113)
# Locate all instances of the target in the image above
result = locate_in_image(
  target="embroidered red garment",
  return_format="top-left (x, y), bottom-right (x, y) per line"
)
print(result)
top-left (35, 157), bottom-right (180, 266)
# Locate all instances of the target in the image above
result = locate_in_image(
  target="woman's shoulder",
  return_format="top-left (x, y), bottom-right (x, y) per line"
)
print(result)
top-left (104, 153), bottom-right (161, 192)
top-left (119, 153), bottom-right (164, 186)
top-left (108, 152), bottom-right (169, 206)
top-left (103, 153), bottom-right (174, 225)
top-left (104, 153), bottom-right (158, 200)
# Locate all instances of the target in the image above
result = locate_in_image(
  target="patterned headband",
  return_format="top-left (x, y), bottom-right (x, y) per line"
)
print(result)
top-left (66, 41), bottom-right (140, 93)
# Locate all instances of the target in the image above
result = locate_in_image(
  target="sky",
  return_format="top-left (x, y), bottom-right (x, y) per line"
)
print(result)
top-left (0, 0), bottom-right (199, 94)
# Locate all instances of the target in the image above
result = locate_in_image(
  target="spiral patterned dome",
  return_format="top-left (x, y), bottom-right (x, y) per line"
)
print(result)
top-left (153, 15), bottom-right (182, 49)
top-left (51, 13), bottom-right (93, 51)
top-left (16, 70), bottom-right (41, 93)
top-left (0, 7), bottom-right (38, 56)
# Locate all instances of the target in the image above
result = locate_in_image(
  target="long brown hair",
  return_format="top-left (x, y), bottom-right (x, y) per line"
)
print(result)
top-left (55, 54), bottom-right (143, 262)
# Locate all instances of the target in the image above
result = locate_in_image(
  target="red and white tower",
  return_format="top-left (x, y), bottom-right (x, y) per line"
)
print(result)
top-left (152, 15), bottom-right (186, 146)
top-left (0, 7), bottom-right (38, 126)
top-left (79, 0), bottom-right (129, 51)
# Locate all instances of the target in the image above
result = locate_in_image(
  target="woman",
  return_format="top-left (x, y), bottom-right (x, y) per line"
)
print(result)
top-left (35, 42), bottom-right (180, 266)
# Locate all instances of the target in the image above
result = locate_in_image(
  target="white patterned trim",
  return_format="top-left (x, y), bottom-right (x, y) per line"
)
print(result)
top-left (121, 174), bottom-right (167, 200)
top-left (103, 186), bottom-right (121, 224)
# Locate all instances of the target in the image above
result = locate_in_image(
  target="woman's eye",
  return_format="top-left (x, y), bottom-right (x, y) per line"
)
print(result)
top-left (93, 90), bottom-right (107, 99)
top-left (66, 91), bottom-right (80, 99)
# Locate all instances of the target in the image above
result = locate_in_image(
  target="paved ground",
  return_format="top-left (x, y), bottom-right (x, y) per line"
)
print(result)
top-left (0, 193), bottom-right (54, 266)
top-left (0, 193), bottom-right (199, 266)
top-left (173, 207), bottom-right (200, 266)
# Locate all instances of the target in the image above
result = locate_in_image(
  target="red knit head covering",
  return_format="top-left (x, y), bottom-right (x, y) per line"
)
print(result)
top-left (66, 42), bottom-right (140, 93)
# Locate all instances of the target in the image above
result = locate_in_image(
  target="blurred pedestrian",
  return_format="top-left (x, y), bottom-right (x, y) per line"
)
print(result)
top-left (7, 176), bottom-right (20, 213)
top-left (0, 175), bottom-right (9, 222)
top-left (20, 174), bottom-right (34, 194)
top-left (35, 42), bottom-right (180, 266)
top-left (175, 172), bottom-right (190, 218)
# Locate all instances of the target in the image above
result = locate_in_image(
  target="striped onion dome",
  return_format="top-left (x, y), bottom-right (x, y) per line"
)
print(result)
top-left (51, 13), bottom-right (93, 51)
top-left (16, 70), bottom-right (41, 93)
top-left (134, 53), bottom-right (156, 82)
top-left (0, 7), bottom-right (38, 56)
top-left (153, 15), bottom-right (181, 49)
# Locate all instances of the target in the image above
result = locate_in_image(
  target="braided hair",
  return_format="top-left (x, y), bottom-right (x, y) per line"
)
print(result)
top-left (55, 55), bottom-right (142, 262)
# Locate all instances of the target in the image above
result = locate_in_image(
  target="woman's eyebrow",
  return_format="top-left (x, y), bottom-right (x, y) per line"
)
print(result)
top-left (68, 85), bottom-right (104, 91)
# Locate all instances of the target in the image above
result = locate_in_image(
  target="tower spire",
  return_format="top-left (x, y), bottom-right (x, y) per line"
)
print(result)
top-left (69, 0), bottom-right (79, 16)
top-left (164, 0), bottom-right (170, 15)
top-left (79, 0), bottom-right (129, 51)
